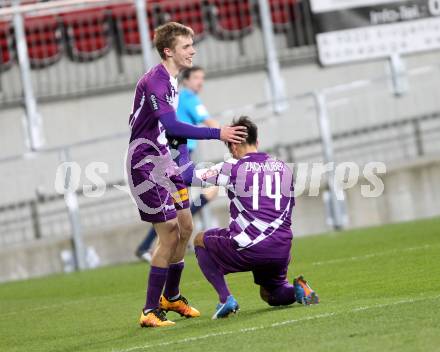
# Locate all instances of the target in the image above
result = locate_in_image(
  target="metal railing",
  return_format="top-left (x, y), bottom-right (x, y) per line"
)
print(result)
top-left (0, 0), bottom-right (316, 107)
top-left (267, 111), bottom-right (440, 164)
top-left (1, 1), bottom-right (440, 271)
top-left (1, 106), bottom-right (440, 246)
top-left (4, 58), bottom-right (440, 246)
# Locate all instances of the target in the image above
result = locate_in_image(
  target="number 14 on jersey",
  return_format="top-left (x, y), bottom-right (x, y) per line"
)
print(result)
top-left (252, 172), bottom-right (282, 211)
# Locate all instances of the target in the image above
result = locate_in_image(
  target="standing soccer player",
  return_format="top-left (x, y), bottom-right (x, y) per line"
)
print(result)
top-left (173, 116), bottom-right (319, 319)
top-left (127, 22), bottom-right (247, 327)
top-left (135, 66), bottom-right (220, 262)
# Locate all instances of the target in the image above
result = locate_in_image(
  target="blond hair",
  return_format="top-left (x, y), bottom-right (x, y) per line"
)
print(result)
top-left (153, 22), bottom-right (194, 60)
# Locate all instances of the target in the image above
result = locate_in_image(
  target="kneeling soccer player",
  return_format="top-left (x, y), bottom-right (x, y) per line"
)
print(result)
top-left (174, 116), bottom-right (319, 319)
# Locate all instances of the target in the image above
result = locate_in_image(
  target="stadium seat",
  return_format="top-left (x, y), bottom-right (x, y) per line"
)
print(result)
top-left (109, 2), bottom-right (158, 55)
top-left (25, 15), bottom-right (63, 68)
top-left (0, 21), bottom-right (14, 71)
top-left (61, 7), bottom-right (112, 62)
top-left (156, 0), bottom-right (206, 42)
top-left (0, 0), bottom-right (39, 7)
top-left (268, 0), bottom-right (297, 33)
top-left (207, 0), bottom-right (253, 40)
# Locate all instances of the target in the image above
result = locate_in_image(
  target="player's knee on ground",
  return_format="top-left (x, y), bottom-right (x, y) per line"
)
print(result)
top-left (259, 286), bottom-right (271, 304)
top-left (260, 285), bottom-right (296, 306)
top-left (193, 232), bottom-right (205, 248)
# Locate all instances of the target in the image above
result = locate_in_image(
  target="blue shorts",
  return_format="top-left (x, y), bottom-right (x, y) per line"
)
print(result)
top-left (203, 227), bottom-right (291, 289)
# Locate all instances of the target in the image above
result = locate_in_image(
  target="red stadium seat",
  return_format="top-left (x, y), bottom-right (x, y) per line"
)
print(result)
top-left (109, 2), bottom-right (158, 55)
top-left (0, 0), bottom-right (39, 7)
top-left (207, 0), bottom-right (253, 40)
top-left (61, 7), bottom-right (111, 61)
top-left (269, 0), bottom-right (297, 33)
top-left (25, 15), bottom-right (62, 68)
top-left (0, 21), bottom-right (14, 71)
top-left (156, 0), bottom-right (206, 41)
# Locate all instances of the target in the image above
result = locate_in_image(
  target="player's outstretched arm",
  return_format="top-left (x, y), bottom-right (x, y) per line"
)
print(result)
top-left (219, 125), bottom-right (248, 144)
top-left (170, 140), bottom-right (231, 187)
top-left (174, 143), bottom-right (195, 185)
top-left (159, 112), bottom-right (247, 143)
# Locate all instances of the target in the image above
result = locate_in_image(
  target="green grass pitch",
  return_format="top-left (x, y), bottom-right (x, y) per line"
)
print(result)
top-left (1, 217), bottom-right (440, 352)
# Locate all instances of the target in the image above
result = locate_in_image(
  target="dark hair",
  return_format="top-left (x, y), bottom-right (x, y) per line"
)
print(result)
top-left (153, 22), bottom-right (194, 60)
top-left (181, 66), bottom-right (204, 80)
top-left (230, 116), bottom-right (258, 146)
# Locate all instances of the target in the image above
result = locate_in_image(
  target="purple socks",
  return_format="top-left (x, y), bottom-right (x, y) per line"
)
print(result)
top-left (144, 266), bottom-right (168, 311)
top-left (163, 261), bottom-right (185, 299)
top-left (144, 261), bottom-right (185, 311)
top-left (195, 246), bottom-right (231, 303)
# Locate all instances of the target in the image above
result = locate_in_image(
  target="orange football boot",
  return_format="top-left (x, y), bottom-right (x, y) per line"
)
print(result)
top-left (160, 295), bottom-right (201, 318)
top-left (139, 308), bottom-right (175, 327)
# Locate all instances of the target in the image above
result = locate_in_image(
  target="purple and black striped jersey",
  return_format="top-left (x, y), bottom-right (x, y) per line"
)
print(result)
top-left (194, 152), bottom-right (295, 253)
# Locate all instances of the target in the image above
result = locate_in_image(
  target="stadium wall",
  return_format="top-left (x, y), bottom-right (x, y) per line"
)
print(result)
top-left (2, 50), bottom-right (440, 282)
top-left (1, 51), bottom-right (440, 204)
top-left (1, 155), bottom-right (440, 282)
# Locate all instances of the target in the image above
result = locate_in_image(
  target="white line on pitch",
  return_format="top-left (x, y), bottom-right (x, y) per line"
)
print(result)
top-left (114, 294), bottom-right (440, 352)
top-left (311, 243), bottom-right (438, 266)
top-left (1, 244), bottom-right (436, 318)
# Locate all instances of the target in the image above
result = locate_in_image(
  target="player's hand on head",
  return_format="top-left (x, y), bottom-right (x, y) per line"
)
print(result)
top-left (166, 132), bottom-right (187, 149)
top-left (220, 125), bottom-right (247, 144)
